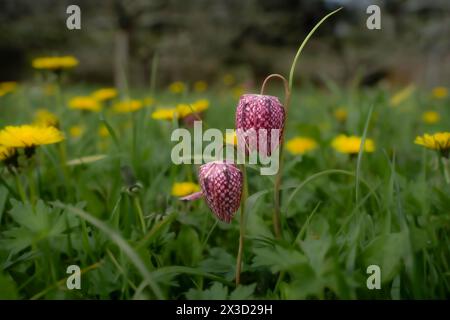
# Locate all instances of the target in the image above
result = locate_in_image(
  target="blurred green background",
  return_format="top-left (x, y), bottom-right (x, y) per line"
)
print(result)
top-left (0, 0), bottom-right (449, 89)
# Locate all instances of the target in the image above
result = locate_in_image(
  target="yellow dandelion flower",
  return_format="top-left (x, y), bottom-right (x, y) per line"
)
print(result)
top-left (192, 99), bottom-right (210, 113)
top-left (171, 182), bottom-right (200, 197)
top-left (390, 85), bottom-right (415, 107)
top-left (0, 125), bottom-right (64, 148)
top-left (0, 145), bottom-right (15, 161)
top-left (334, 107), bottom-right (348, 122)
top-left (432, 86), bottom-right (448, 100)
top-left (113, 100), bottom-right (143, 113)
top-left (58, 56), bottom-right (79, 68)
top-left (0, 81), bottom-right (18, 95)
top-left (176, 104), bottom-right (193, 118)
top-left (151, 107), bottom-right (177, 121)
top-left (98, 125), bottom-right (110, 138)
top-left (223, 74), bottom-right (235, 86)
top-left (32, 56), bottom-right (78, 70)
top-left (415, 132), bottom-right (450, 157)
top-left (331, 134), bottom-right (375, 154)
top-left (225, 130), bottom-right (238, 145)
top-left (169, 81), bottom-right (186, 94)
top-left (173, 100), bottom-right (210, 119)
top-left (194, 81), bottom-right (208, 92)
top-left (286, 137), bottom-right (318, 155)
top-left (69, 126), bottom-right (84, 138)
top-left (33, 57), bottom-right (57, 69)
top-left (422, 111), bottom-right (440, 124)
top-left (69, 96), bottom-right (102, 112)
top-left (143, 97), bottom-right (155, 106)
top-left (92, 88), bottom-right (118, 101)
top-left (34, 109), bottom-right (59, 127)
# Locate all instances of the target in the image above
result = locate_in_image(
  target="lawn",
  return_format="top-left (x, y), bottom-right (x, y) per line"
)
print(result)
top-left (0, 68), bottom-right (449, 299)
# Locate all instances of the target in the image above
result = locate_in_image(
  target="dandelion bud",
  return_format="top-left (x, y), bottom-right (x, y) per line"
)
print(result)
top-left (120, 165), bottom-right (142, 196)
top-left (235, 94), bottom-right (285, 155)
top-left (181, 161), bottom-right (243, 223)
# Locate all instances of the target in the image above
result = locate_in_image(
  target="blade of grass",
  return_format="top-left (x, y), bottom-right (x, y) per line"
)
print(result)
top-left (54, 202), bottom-right (164, 299)
top-left (356, 104), bottom-right (374, 203)
top-left (284, 169), bottom-right (381, 214)
top-left (99, 113), bottom-right (121, 151)
top-left (150, 52), bottom-right (159, 96)
top-left (31, 260), bottom-right (103, 300)
top-left (136, 212), bottom-right (178, 250)
top-left (288, 7), bottom-right (343, 91)
top-left (152, 266), bottom-right (232, 286)
top-left (292, 201), bottom-right (322, 245)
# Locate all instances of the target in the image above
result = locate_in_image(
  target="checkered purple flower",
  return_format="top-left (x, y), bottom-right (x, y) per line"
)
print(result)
top-left (235, 94), bottom-right (285, 156)
top-left (180, 161), bottom-right (243, 223)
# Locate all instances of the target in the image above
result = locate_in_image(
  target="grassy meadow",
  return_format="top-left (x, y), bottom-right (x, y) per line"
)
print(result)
top-left (0, 68), bottom-right (449, 300)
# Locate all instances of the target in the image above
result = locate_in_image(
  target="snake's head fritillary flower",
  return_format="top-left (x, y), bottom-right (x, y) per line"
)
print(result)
top-left (180, 161), bottom-right (243, 223)
top-left (235, 94), bottom-right (285, 156)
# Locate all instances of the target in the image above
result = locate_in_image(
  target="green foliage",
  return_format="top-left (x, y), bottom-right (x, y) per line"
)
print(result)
top-left (0, 80), bottom-right (449, 300)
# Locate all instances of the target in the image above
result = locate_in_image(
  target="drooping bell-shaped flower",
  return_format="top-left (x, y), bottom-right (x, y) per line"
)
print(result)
top-left (180, 161), bottom-right (243, 223)
top-left (235, 94), bottom-right (285, 156)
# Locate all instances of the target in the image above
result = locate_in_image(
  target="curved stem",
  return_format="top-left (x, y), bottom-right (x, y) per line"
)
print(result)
top-left (235, 164), bottom-right (248, 286)
top-left (260, 74), bottom-right (290, 105)
top-left (270, 7), bottom-right (342, 239)
top-left (260, 74), bottom-right (291, 238)
top-left (288, 7), bottom-right (342, 92)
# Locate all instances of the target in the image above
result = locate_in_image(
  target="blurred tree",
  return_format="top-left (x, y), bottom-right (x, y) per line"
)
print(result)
top-left (0, 0), bottom-right (448, 87)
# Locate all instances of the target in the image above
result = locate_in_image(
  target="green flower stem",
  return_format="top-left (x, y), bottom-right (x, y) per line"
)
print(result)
top-left (262, 7), bottom-right (342, 239)
top-left (441, 157), bottom-right (450, 184)
top-left (80, 218), bottom-right (96, 263)
top-left (58, 142), bottom-right (70, 183)
top-left (261, 74), bottom-right (290, 239)
top-left (236, 164), bottom-right (248, 286)
top-left (150, 52), bottom-right (159, 96)
top-left (133, 196), bottom-right (146, 234)
top-left (132, 112), bottom-right (138, 163)
top-left (288, 7), bottom-right (343, 92)
top-left (54, 74), bottom-right (70, 185)
top-left (14, 172), bottom-right (27, 203)
top-left (27, 167), bottom-right (37, 205)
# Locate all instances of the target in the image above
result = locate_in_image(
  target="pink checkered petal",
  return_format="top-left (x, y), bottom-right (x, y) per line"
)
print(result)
top-left (235, 94), bottom-right (285, 156)
top-left (198, 161), bottom-right (243, 223)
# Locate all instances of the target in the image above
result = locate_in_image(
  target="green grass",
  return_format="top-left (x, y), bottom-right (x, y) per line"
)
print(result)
top-left (0, 79), bottom-right (449, 299)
